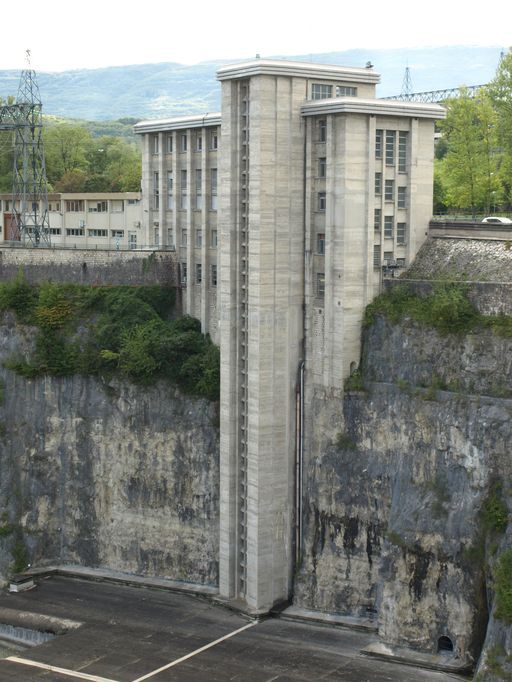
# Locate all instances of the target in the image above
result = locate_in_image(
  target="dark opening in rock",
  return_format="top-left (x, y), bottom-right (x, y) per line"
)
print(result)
top-left (437, 636), bottom-right (454, 653)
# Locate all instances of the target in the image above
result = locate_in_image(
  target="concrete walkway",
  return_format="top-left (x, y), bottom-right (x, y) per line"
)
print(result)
top-left (0, 575), bottom-right (467, 681)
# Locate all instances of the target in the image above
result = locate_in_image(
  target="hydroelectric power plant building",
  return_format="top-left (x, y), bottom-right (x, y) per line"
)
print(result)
top-left (134, 58), bottom-right (445, 615)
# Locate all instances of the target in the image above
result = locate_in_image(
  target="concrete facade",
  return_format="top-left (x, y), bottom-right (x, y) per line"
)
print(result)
top-left (135, 59), bottom-right (445, 614)
top-left (0, 192), bottom-right (144, 250)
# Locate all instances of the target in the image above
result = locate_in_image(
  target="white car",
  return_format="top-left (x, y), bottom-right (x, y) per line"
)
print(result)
top-left (481, 216), bottom-right (512, 224)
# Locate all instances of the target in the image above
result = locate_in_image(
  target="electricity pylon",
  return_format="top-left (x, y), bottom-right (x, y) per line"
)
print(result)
top-left (0, 51), bottom-right (51, 246)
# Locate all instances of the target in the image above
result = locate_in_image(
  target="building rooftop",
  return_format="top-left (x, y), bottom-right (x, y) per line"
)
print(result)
top-left (216, 58), bottom-right (381, 84)
top-left (133, 112), bottom-right (221, 134)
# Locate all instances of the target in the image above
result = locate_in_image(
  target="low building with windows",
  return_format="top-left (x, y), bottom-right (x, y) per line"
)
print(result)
top-left (0, 192), bottom-right (143, 250)
top-left (135, 59), bottom-right (446, 616)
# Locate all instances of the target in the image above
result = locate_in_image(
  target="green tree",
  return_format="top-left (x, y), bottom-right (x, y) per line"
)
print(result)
top-left (437, 89), bottom-right (500, 216)
top-left (486, 48), bottom-right (512, 208)
top-left (43, 123), bottom-right (92, 186)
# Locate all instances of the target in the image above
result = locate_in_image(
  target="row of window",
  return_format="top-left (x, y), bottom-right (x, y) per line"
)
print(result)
top-left (373, 247), bottom-right (406, 268)
top-left (56, 228), bottom-right (129, 238)
top-left (375, 176), bottom-right (407, 205)
top-left (311, 83), bottom-right (358, 100)
top-left (153, 169), bottom-right (218, 211)
top-left (181, 262), bottom-right (218, 287)
top-left (179, 228), bottom-right (218, 248)
top-left (313, 220), bottom-right (407, 253)
top-left (0, 199), bottom-right (139, 213)
top-left (152, 130), bottom-right (219, 155)
top-left (375, 130), bottom-right (408, 171)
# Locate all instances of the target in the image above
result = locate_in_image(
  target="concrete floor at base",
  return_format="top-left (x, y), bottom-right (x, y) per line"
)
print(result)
top-left (0, 576), bottom-right (466, 682)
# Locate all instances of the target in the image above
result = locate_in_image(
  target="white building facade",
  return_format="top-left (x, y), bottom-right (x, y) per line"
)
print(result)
top-left (136, 59), bottom-right (445, 614)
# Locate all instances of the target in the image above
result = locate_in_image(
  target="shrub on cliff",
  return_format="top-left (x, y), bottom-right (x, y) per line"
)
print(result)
top-left (0, 278), bottom-right (219, 401)
top-left (364, 282), bottom-right (510, 337)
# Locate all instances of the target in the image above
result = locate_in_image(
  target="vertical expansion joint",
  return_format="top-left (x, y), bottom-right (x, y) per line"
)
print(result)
top-left (237, 80), bottom-right (250, 597)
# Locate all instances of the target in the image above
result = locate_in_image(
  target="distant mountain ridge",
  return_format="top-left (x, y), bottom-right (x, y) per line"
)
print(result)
top-left (0, 46), bottom-right (505, 121)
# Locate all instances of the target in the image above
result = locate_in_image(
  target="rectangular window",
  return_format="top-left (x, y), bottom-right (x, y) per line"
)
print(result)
top-left (127, 199), bottom-right (140, 205)
top-left (397, 222), bottom-right (407, 244)
top-left (153, 171), bottom-right (159, 210)
top-left (181, 229), bottom-right (187, 246)
top-left (317, 192), bottom-right (326, 212)
top-left (211, 264), bottom-right (218, 287)
top-left (88, 201), bottom-right (108, 213)
top-left (397, 186), bottom-right (407, 209)
top-left (317, 232), bottom-right (325, 254)
top-left (384, 251), bottom-right (394, 264)
top-left (88, 229), bottom-right (108, 237)
top-left (196, 135), bottom-right (202, 152)
top-left (196, 229), bottom-right (202, 247)
top-left (154, 227), bottom-right (159, 245)
top-left (66, 228), bottom-right (84, 236)
top-left (375, 129), bottom-right (383, 159)
top-left (318, 157), bottom-right (326, 178)
top-left (211, 229), bottom-right (218, 248)
top-left (111, 200), bottom-right (124, 212)
top-left (312, 83), bottom-right (332, 100)
top-left (196, 168), bottom-right (202, 209)
top-left (167, 171), bottom-right (174, 209)
top-left (196, 263), bottom-right (202, 284)
top-left (373, 245), bottom-right (381, 268)
top-left (375, 173), bottom-right (382, 196)
top-left (385, 130), bottom-right (395, 166)
top-left (374, 208), bottom-right (381, 231)
top-left (181, 262), bottom-right (187, 285)
top-left (152, 135), bottom-right (159, 154)
top-left (335, 85), bottom-right (357, 97)
top-left (111, 230), bottom-right (124, 238)
top-left (317, 272), bottom-right (325, 298)
top-left (65, 200), bottom-right (84, 212)
top-left (210, 130), bottom-right (218, 150)
top-left (396, 257), bottom-right (406, 267)
top-left (385, 179), bottom-right (394, 201)
top-left (319, 119), bottom-right (327, 143)
top-left (384, 216), bottom-right (394, 238)
top-left (167, 134), bottom-right (173, 153)
top-left (211, 168), bottom-right (218, 210)
top-left (180, 133), bottom-right (188, 152)
top-left (399, 131), bottom-right (408, 172)
top-left (180, 169), bottom-right (187, 209)
top-left (50, 228), bottom-right (61, 235)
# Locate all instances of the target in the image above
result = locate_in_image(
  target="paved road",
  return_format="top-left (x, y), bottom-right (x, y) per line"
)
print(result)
top-left (0, 576), bottom-right (466, 681)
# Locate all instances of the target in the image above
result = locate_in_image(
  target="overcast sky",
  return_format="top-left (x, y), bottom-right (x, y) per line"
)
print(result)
top-left (3, 0), bottom-right (510, 72)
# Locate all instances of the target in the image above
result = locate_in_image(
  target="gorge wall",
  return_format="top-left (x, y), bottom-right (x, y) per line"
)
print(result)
top-left (295, 284), bottom-right (512, 677)
top-left (0, 314), bottom-right (219, 586)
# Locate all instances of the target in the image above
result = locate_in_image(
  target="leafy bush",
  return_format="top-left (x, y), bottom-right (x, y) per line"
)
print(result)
top-left (0, 277), bottom-right (218, 401)
top-left (364, 282), bottom-right (511, 337)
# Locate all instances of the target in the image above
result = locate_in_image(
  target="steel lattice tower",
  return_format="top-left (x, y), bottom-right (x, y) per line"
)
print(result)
top-left (10, 55), bottom-right (51, 246)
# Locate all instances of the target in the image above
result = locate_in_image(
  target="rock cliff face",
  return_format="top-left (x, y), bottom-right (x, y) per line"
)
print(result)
top-left (0, 316), bottom-right (219, 586)
top-left (295, 313), bottom-right (512, 674)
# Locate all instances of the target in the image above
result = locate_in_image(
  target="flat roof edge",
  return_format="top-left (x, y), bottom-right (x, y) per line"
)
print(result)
top-left (217, 59), bottom-right (380, 84)
top-left (301, 98), bottom-right (446, 119)
top-left (134, 113), bottom-right (222, 134)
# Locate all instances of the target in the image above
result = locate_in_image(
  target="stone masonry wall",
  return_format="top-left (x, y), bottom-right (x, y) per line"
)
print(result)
top-left (0, 247), bottom-right (178, 287)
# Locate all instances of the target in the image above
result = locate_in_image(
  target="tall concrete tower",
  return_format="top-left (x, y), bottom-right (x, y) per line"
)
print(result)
top-left (217, 60), bottom-right (380, 613)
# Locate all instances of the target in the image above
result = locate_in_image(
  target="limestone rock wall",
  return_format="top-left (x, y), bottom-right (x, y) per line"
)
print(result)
top-left (295, 314), bottom-right (512, 670)
top-left (0, 321), bottom-right (219, 586)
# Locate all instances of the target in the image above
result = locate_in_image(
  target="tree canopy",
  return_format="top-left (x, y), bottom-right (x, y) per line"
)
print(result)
top-left (0, 118), bottom-right (141, 193)
top-left (435, 49), bottom-right (512, 216)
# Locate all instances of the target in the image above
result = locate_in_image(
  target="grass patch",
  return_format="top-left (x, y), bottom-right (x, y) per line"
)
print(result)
top-left (495, 548), bottom-right (512, 624)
